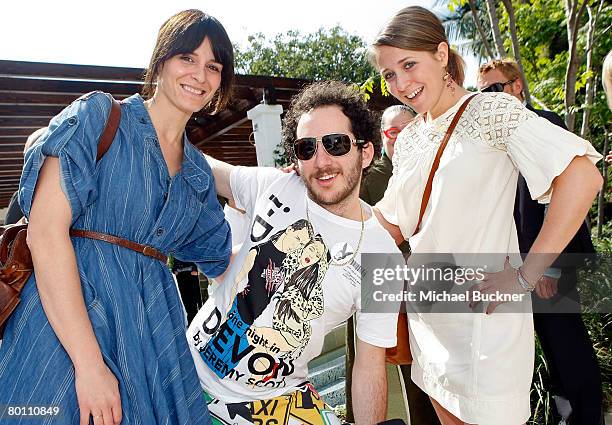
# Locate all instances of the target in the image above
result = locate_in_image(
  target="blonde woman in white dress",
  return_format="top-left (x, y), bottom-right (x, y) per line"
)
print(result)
top-left (369, 6), bottom-right (603, 425)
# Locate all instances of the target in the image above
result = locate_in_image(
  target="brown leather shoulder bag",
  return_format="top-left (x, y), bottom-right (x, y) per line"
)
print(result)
top-left (0, 93), bottom-right (121, 338)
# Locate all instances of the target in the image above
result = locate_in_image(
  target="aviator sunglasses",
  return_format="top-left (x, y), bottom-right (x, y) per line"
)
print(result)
top-left (293, 133), bottom-right (367, 161)
top-left (481, 79), bottom-right (516, 93)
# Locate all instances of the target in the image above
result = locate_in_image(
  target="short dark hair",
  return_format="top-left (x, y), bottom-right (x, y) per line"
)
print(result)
top-left (142, 9), bottom-right (235, 112)
top-left (282, 81), bottom-right (381, 175)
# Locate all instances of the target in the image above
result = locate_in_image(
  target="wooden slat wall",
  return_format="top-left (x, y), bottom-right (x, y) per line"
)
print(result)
top-left (0, 60), bottom-right (397, 208)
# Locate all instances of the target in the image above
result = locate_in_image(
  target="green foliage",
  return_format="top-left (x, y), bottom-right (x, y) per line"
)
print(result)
top-left (358, 77), bottom-right (375, 102)
top-left (530, 341), bottom-right (554, 424)
top-left (442, 0), bottom-right (611, 151)
top-left (235, 26), bottom-right (385, 166)
top-left (272, 143), bottom-right (291, 168)
top-left (381, 77), bottom-right (390, 97)
top-left (593, 221), bottom-right (612, 257)
top-left (518, 0), bottom-right (611, 142)
top-left (357, 76), bottom-right (389, 102)
top-left (234, 26), bottom-right (375, 84)
top-left (439, 0), bottom-right (497, 60)
top-left (447, 0), bottom-right (469, 14)
top-left (585, 312), bottom-right (612, 409)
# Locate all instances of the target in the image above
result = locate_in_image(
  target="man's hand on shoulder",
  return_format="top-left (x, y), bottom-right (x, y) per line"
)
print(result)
top-left (279, 163), bottom-right (300, 176)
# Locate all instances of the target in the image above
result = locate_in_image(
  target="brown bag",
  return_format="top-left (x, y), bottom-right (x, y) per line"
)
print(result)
top-left (0, 94), bottom-right (121, 338)
top-left (385, 94), bottom-right (478, 365)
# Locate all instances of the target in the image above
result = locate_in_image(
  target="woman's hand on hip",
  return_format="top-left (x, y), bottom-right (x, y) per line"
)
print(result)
top-left (468, 257), bottom-right (527, 314)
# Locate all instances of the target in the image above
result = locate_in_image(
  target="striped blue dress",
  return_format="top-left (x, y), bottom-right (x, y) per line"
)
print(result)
top-left (0, 92), bottom-right (231, 424)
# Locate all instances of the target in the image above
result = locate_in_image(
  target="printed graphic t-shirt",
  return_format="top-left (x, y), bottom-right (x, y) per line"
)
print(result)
top-left (187, 167), bottom-right (400, 403)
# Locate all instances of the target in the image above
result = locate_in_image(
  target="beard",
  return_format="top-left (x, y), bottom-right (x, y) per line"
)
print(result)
top-left (301, 156), bottom-right (362, 207)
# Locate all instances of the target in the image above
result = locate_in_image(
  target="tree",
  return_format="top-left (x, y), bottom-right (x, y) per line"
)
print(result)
top-left (234, 26), bottom-right (375, 84)
top-left (564, 0), bottom-right (589, 131)
top-left (579, 0), bottom-right (605, 138)
top-left (485, 0), bottom-right (507, 56)
top-left (443, 0), bottom-right (611, 141)
top-left (441, 0), bottom-right (496, 60)
top-left (500, 0), bottom-right (532, 102)
top-left (468, 0), bottom-right (496, 59)
top-left (443, 0), bottom-right (531, 101)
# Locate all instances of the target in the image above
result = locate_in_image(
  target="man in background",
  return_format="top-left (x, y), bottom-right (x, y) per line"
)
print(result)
top-left (359, 105), bottom-right (414, 206)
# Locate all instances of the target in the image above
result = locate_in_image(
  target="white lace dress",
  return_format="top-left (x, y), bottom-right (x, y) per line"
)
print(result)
top-left (376, 92), bottom-right (601, 424)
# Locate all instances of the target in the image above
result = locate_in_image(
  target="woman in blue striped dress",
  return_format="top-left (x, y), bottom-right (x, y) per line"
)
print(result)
top-left (0, 10), bottom-right (233, 425)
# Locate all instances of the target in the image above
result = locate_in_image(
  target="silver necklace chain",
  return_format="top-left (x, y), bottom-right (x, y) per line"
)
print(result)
top-left (305, 199), bottom-right (365, 267)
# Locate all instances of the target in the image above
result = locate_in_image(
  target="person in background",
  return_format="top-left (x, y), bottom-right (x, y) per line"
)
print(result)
top-left (360, 105), bottom-right (415, 206)
top-left (0, 10), bottom-right (233, 424)
top-left (371, 6), bottom-right (602, 424)
top-left (4, 127), bottom-right (47, 224)
top-left (479, 58), bottom-right (603, 425)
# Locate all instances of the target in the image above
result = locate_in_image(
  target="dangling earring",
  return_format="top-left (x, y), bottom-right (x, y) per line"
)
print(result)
top-left (443, 67), bottom-right (455, 94)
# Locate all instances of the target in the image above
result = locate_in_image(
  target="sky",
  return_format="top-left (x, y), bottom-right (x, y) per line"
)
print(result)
top-left (0, 0), bottom-right (479, 86)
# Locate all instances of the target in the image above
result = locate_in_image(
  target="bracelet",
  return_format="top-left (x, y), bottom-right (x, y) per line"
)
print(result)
top-left (516, 267), bottom-right (536, 292)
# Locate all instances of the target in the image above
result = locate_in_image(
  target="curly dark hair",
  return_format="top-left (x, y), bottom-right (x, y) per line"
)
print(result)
top-left (281, 81), bottom-right (382, 175)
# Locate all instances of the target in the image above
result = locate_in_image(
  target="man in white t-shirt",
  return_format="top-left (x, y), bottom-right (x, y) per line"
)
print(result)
top-left (188, 81), bottom-right (401, 425)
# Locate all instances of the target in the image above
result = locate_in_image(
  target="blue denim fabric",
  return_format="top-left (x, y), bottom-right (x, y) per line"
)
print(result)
top-left (0, 92), bottom-right (231, 424)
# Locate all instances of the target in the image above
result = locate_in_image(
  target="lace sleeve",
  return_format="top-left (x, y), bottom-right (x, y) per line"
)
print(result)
top-left (466, 93), bottom-right (537, 150)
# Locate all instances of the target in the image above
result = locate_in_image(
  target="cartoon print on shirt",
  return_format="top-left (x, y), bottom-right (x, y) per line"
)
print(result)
top-left (228, 219), bottom-right (311, 316)
top-left (249, 236), bottom-right (330, 361)
top-left (188, 173), bottom-right (399, 410)
top-left (200, 219), bottom-right (311, 379)
top-left (197, 201), bottom-right (330, 388)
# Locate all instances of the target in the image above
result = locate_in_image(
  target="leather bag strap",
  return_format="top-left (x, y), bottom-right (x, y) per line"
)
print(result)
top-left (96, 94), bottom-right (122, 161)
top-left (413, 94), bottom-right (478, 236)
